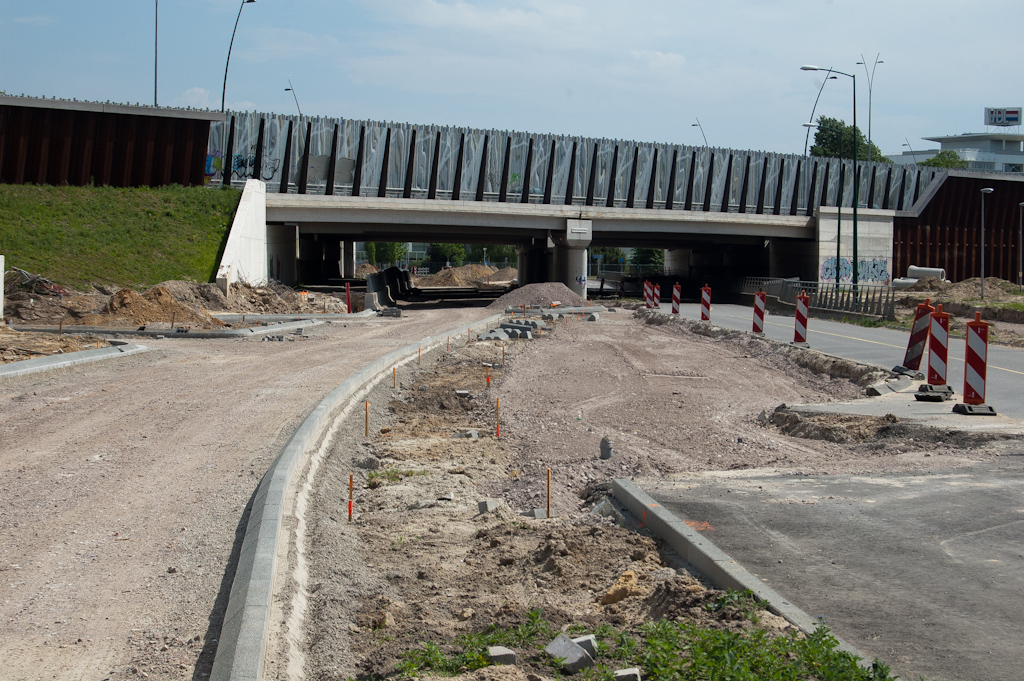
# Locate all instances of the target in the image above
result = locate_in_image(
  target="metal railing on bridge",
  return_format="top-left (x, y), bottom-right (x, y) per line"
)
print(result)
top-left (741, 277), bottom-right (895, 320)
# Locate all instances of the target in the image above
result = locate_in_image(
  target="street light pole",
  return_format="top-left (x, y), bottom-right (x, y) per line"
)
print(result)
top-left (903, 139), bottom-right (919, 164)
top-left (285, 80), bottom-right (302, 116)
top-left (980, 188), bottom-right (994, 299)
top-left (221, 0), bottom-right (256, 112)
top-left (692, 118), bottom-right (709, 150)
top-left (1019, 201), bottom-right (1024, 293)
top-left (154, 0), bottom-right (158, 107)
top-left (803, 69), bottom-right (836, 156)
top-left (857, 54), bottom-right (883, 162)
top-left (802, 65), bottom-right (859, 287)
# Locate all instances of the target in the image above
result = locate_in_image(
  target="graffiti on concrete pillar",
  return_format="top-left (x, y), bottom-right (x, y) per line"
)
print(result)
top-left (820, 256), bottom-right (890, 284)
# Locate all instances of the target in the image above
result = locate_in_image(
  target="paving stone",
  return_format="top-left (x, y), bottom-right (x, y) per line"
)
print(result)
top-left (544, 633), bottom-right (594, 674)
top-left (478, 498), bottom-right (502, 514)
top-left (613, 667), bottom-right (641, 681)
top-left (488, 646), bottom-right (517, 665)
top-left (587, 313), bottom-right (599, 321)
top-left (571, 634), bottom-right (597, 658)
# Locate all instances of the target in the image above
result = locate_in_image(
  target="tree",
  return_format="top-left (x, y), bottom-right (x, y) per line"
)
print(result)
top-left (920, 149), bottom-right (968, 170)
top-left (630, 248), bottom-right (664, 266)
top-left (373, 242), bottom-right (408, 266)
top-left (591, 246), bottom-right (627, 266)
top-left (810, 116), bottom-right (890, 163)
top-left (466, 244), bottom-right (517, 264)
top-left (428, 243), bottom-right (465, 266)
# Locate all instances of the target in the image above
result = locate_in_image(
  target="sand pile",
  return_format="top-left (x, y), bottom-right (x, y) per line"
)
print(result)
top-left (477, 266), bottom-right (518, 283)
top-left (224, 282), bottom-right (347, 314)
top-left (76, 286), bottom-right (225, 328)
top-left (415, 264), bottom-right (497, 287)
top-left (487, 282), bottom-right (588, 309)
top-left (355, 263), bottom-right (378, 278)
top-left (904, 276), bottom-right (952, 292)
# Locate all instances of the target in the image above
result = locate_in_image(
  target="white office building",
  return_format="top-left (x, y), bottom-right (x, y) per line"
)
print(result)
top-left (888, 107), bottom-right (1024, 173)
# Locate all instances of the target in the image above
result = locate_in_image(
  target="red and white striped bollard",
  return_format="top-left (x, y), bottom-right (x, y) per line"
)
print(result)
top-left (700, 284), bottom-right (711, 321)
top-left (671, 283), bottom-right (681, 314)
top-left (927, 304), bottom-right (950, 386)
top-left (901, 298), bottom-right (934, 371)
top-left (963, 312), bottom-right (989, 404)
top-left (793, 291), bottom-right (809, 345)
top-left (643, 280), bottom-right (652, 308)
top-left (653, 284), bottom-right (661, 309)
top-left (752, 290), bottom-right (766, 334)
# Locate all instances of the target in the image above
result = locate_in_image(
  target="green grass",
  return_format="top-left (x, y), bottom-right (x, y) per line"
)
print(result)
top-left (393, 606), bottom-right (901, 680)
top-left (0, 184), bottom-right (241, 290)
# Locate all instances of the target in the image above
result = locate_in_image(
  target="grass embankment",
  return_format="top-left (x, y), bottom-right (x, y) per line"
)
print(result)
top-left (0, 184), bottom-right (241, 290)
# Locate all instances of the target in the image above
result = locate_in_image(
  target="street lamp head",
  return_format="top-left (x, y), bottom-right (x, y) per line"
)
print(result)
top-left (800, 65), bottom-right (820, 71)
top-left (981, 188), bottom-right (995, 194)
top-left (802, 123), bottom-right (817, 128)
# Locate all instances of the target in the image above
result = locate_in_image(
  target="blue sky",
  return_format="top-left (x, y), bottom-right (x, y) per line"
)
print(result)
top-left (1, 0), bottom-right (1020, 156)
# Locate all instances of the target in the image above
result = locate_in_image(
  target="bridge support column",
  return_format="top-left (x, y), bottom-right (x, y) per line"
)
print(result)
top-left (517, 241), bottom-right (550, 286)
top-left (341, 240), bottom-right (356, 278)
top-left (553, 219), bottom-right (592, 298)
top-left (665, 248), bottom-right (691, 277)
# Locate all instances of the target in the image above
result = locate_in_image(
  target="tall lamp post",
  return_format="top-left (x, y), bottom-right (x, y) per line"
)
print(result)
top-left (1019, 201), bottom-right (1024, 293)
top-left (803, 68), bottom-right (836, 156)
top-left (285, 80), bottom-right (302, 116)
top-left (221, 0), bottom-right (257, 112)
top-left (154, 0), bottom-right (158, 107)
top-left (802, 65), bottom-right (859, 287)
top-left (980, 188), bottom-right (994, 299)
top-left (856, 54), bottom-right (883, 162)
top-left (692, 118), bottom-right (709, 149)
top-left (903, 139), bottom-right (919, 164)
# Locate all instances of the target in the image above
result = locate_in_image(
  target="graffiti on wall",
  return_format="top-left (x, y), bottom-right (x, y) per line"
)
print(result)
top-left (820, 257), bottom-right (890, 284)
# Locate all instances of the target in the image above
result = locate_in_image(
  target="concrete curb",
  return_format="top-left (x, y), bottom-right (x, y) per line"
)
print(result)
top-left (210, 313), bottom-right (504, 681)
top-left (11, 319), bottom-right (324, 339)
top-left (611, 478), bottom-right (865, 661)
top-left (0, 342), bottom-right (148, 380)
top-left (211, 311), bottom-right (377, 323)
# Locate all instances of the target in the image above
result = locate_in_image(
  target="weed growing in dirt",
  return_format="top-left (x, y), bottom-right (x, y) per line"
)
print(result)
top-left (704, 588), bottom-right (770, 623)
top-left (367, 468), bottom-right (428, 488)
top-left (393, 608), bottom-right (901, 680)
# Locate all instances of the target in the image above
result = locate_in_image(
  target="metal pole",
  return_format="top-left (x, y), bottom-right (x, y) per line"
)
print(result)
top-left (837, 144), bottom-right (843, 284)
top-left (852, 73), bottom-right (859, 290)
top-left (692, 118), bottom-right (709, 150)
top-left (154, 0), bottom-right (158, 107)
top-left (286, 79), bottom-right (302, 116)
top-left (804, 68), bottom-right (835, 156)
top-left (1019, 202), bottom-right (1024, 293)
top-left (858, 54), bottom-right (882, 163)
top-left (221, 0), bottom-right (253, 112)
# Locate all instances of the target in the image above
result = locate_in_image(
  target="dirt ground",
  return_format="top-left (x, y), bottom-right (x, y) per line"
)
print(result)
top-left (0, 305), bottom-right (493, 681)
top-left (293, 309), bottom-right (1014, 680)
top-left (0, 326), bottom-right (110, 365)
top-left (414, 264), bottom-right (518, 288)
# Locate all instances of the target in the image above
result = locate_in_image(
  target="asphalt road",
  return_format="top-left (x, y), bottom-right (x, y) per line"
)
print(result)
top-left (656, 302), bottom-right (1024, 420)
top-left (648, 459), bottom-right (1024, 681)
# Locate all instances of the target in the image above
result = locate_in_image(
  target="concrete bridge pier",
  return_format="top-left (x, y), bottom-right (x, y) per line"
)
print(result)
top-left (517, 241), bottom-right (551, 286)
top-left (341, 241), bottom-right (356, 278)
top-left (553, 219), bottom-right (592, 298)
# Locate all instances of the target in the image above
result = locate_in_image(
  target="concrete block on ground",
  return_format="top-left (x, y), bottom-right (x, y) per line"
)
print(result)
top-left (590, 498), bottom-right (624, 523)
top-left (454, 390), bottom-right (470, 398)
top-left (526, 508), bottom-right (553, 519)
top-left (544, 634), bottom-right (594, 674)
top-left (379, 307), bottom-right (402, 318)
top-left (478, 499), bottom-right (503, 514)
top-left (571, 635), bottom-right (597, 658)
top-left (613, 667), bottom-right (642, 681)
top-left (488, 646), bottom-right (517, 665)
top-left (587, 313), bottom-right (599, 321)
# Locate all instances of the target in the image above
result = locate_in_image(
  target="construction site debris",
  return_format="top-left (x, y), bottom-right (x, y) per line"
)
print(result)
top-left (0, 326), bottom-right (109, 365)
top-left (487, 282), bottom-right (587, 310)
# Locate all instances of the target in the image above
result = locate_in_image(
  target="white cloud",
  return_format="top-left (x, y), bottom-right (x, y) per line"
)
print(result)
top-left (175, 87), bottom-right (214, 109)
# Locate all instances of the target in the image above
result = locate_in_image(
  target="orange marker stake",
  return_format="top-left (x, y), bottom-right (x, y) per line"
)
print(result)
top-left (365, 401), bottom-right (369, 437)
top-left (496, 397), bottom-right (501, 438)
top-left (468, 328), bottom-right (471, 342)
top-left (447, 336), bottom-right (450, 352)
top-left (348, 474), bottom-right (353, 522)
top-left (393, 366), bottom-right (396, 388)
top-left (502, 344), bottom-right (505, 364)
top-left (418, 347), bottom-right (421, 366)
top-left (547, 467), bottom-right (551, 519)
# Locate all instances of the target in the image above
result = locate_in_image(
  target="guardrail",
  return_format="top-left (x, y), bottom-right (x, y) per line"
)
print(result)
top-left (741, 277), bottom-right (895, 320)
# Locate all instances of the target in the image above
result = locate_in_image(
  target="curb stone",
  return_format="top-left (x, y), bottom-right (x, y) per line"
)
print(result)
top-left (0, 343), bottom-right (148, 380)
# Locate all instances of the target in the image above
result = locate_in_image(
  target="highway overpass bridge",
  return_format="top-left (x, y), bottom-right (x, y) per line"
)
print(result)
top-left (208, 111), bottom-right (1023, 296)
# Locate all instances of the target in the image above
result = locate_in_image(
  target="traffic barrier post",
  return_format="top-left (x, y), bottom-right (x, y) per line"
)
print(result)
top-left (793, 291), bottom-right (809, 345)
top-left (927, 304), bottom-right (950, 386)
top-left (902, 298), bottom-right (935, 371)
top-left (963, 312), bottom-right (989, 405)
top-left (752, 290), bottom-right (766, 334)
top-left (671, 283), bottom-right (681, 314)
top-left (700, 284), bottom-right (712, 322)
top-left (653, 284), bottom-right (661, 309)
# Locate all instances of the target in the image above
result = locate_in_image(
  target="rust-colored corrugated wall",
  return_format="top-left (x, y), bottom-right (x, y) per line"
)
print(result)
top-left (0, 104), bottom-right (212, 187)
top-left (894, 173), bottom-right (1024, 282)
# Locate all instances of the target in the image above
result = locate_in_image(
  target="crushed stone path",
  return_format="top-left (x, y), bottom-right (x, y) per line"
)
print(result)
top-left (0, 306), bottom-right (491, 681)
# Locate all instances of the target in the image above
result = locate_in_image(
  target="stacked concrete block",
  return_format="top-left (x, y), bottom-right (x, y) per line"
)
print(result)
top-left (613, 668), bottom-right (642, 681)
top-left (479, 329), bottom-right (511, 341)
top-left (487, 646), bottom-right (517, 665)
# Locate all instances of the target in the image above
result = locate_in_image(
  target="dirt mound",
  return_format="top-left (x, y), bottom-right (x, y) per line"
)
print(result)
top-left (76, 286), bottom-right (225, 328)
top-left (224, 282), bottom-right (347, 314)
top-left (416, 264), bottom-right (498, 287)
top-left (475, 266), bottom-right (518, 284)
top-left (905, 276), bottom-right (951, 292)
top-left (355, 263), bottom-right (378, 278)
top-left (153, 280), bottom-right (230, 310)
top-left (487, 282), bottom-right (589, 309)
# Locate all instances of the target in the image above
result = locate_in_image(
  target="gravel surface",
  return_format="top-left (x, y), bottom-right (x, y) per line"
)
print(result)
top-left (0, 305), bottom-right (492, 680)
top-left (294, 311), bottom-right (1008, 679)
